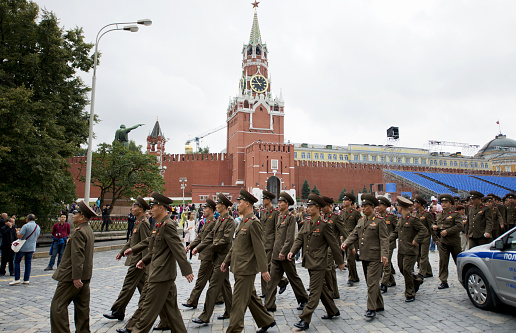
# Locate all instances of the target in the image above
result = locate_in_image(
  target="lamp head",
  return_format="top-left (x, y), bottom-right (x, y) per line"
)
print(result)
top-left (137, 19), bottom-right (152, 26)
top-left (123, 25), bottom-right (139, 32)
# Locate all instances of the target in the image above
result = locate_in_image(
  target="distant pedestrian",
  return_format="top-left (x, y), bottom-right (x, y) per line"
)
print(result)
top-left (0, 218), bottom-right (17, 276)
top-left (10, 214), bottom-right (41, 285)
top-left (127, 212), bottom-right (136, 241)
top-left (101, 204), bottom-right (111, 232)
top-left (184, 212), bottom-right (197, 262)
top-left (44, 213), bottom-right (71, 271)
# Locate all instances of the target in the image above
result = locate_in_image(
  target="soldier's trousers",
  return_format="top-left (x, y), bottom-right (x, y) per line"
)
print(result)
top-left (261, 249), bottom-right (287, 296)
top-left (299, 269), bottom-right (339, 324)
top-left (227, 274), bottom-right (274, 333)
top-left (468, 237), bottom-right (491, 249)
top-left (198, 263), bottom-right (232, 322)
top-left (50, 280), bottom-right (90, 333)
top-left (187, 259), bottom-right (213, 307)
top-left (265, 259), bottom-right (308, 310)
top-left (418, 238), bottom-right (432, 277)
top-left (398, 253), bottom-right (421, 298)
top-left (346, 245), bottom-right (359, 282)
top-left (324, 248), bottom-right (339, 298)
top-left (438, 241), bottom-right (461, 284)
top-left (126, 278), bottom-right (169, 331)
top-left (132, 279), bottom-right (185, 333)
top-left (111, 265), bottom-right (147, 314)
top-left (361, 260), bottom-right (384, 311)
top-left (380, 247), bottom-right (396, 286)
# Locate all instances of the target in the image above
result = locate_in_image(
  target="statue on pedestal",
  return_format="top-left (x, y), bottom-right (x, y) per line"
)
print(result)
top-left (115, 124), bottom-right (144, 147)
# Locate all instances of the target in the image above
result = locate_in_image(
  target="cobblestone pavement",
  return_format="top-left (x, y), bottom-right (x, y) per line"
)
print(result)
top-left (1, 249), bottom-right (515, 333)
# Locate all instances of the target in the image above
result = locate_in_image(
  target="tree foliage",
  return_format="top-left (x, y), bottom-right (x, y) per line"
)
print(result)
top-left (0, 0), bottom-right (94, 215)
top-left (338, 187), bottom-right (347, 202)
top-left (301, 179), bottom-right (311, 200)
top-left (311, 185), bottom-right (320, 195)
top-left (362, 184), bottom-right (368, 194)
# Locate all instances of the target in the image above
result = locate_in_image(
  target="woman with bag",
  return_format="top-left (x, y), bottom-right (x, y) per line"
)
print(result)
top-left (10, 214), bottom-right (40, 285)
top-left (184, 212), bottom-right (197, 263)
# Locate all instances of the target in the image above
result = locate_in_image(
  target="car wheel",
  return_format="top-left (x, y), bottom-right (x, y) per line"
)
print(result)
top-left (465, 267), bottom-right (497, 310)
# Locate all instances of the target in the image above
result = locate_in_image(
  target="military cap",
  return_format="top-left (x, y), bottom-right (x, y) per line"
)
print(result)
top-left (216, 193), bottom-right (233, 207)
top-left (397, 196), bottom-right (414, 208)
top-left (481, 196), bottom-right (493, 203)
top-left (361, 193), bottom-right (379, 207)
top-left (377, 196), bottom-right (391, 207)
top-left (278, 191), bottom-right (294, 206)
top-left (150, 191), bottom-right (173, 207)
top-left (469, 190), bottom-right (484, 199)
top-left (76, 200), bottom-right (97, 219)
top-left (307, 194), bottom-right (326, 207)
top-left (237, 189), bottom-right (258, 204)
top-left (504, 193), bottom-right (516, 200)
top-left (204, 198), bottom-right (216, 211)
top-left (438, 194), bottom-right (455, 205)
top-left (342, 192), bottom-right (356, 203)
top-left (262, 190), bottom-right (276, 200)
top-left (487, 193), bottom-right (502, 201)
top-left (321, 196), bottom-right (334, 205)
top-left (134, 196), bottom-right (151, 211)
top-left (413, 195), bottom-right (427, 206)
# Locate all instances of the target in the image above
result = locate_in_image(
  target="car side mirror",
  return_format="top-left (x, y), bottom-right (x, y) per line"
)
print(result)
top-left (493, 239), bottom-right (505, 251)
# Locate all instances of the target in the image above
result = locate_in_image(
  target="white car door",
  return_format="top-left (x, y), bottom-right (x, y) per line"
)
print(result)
top-left (492, 229), bottom-right (516, 303)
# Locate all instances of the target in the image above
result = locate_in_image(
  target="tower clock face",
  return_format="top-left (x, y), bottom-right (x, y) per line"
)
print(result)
top-left (250, 74), bottom-right (268, 93)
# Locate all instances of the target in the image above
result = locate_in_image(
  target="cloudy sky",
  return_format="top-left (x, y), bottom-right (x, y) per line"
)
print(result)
top-left (35, 0), bottom-right (516, 155)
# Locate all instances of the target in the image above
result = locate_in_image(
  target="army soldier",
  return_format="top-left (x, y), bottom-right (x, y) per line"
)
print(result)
top-left (483, 196), bottom-right (505, 239)
top-left (192, 194), bottom-right (234, 324)
top-left (433, 194), bottom-right (463, 290)
top-left (340, 192), bottom-right (362, 286)
top-left (342, 194), bottom-right (389, 320)
top-left (288, 194), bottom-right (345, 331)
top-left (130, 192), bottom-right (193, 333)
top-left (260, 190), bottom-right (288, 297)
top-left (389, 197), bottom-right (427, 302)
top-left (183, 199), bottom-right (219, 308)
top-left (265, 192), bottom-right (308, 312)
top-left (104, 197), bottom-right (151, 321)
top-left (504, 193), bottom-right (516, 230)
top-left (466, 191), bottom-right (493, 249)
top-left (221, 189), bottom-right (276, 333)
top-left (413, 195), bottom-right (434, 278)
top-left (50, 201), bottom-right (96, 333)
top-left (321, 196), bottom-right (347, 299)
top-left (377, 196), bottom-right (398, 293)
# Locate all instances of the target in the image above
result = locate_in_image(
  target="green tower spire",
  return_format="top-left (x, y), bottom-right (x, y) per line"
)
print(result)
top-left (249, 9), bottom-right (262, 46)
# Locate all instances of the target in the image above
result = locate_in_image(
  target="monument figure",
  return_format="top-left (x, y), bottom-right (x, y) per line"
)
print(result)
top-left (115, 124), bottom-right (144, 147)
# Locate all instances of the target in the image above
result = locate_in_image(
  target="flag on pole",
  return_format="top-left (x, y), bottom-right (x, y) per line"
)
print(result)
top-left (496, 120), bottom-right (499, 124)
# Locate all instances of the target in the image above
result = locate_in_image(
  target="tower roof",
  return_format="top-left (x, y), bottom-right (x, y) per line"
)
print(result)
top-left (249, 9), bottom-right (262, 45)
top-left (150, 119), bottom-right (164, 138)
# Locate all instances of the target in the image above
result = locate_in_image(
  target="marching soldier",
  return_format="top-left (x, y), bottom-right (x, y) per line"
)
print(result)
top-left (389, 197), bottom-right (427, 302)
top-left (413, 195), bottom-right (434, 278)
top-left (432, 194), bottom-right (463, 290)
top-left (483, 196), bottom-right (504, 239)
top-left (466, 191), bottom-right (493, 249)
top-left (104, 197), bottom-right (151, 321)
top-left (50, 201), bottom-right (96, 333)
top-left (288, 194), bottom-right (345, 331)
top-left (221, 189), bottom-right (276, 333)
top-left (321, 196), bottom-right (347, 299)
top-left (130, 192), bottom-right (193, 333)
top-left (377, 196), bottom-right (398, 293)
top-left (504, 193), bottom-right (516, 230)
top-left (342, 194), bottom-right (389, 320)
top-left (192, 194), bottom-right (234, 324)
top-left (265, 192), bottom-right (308, 311)
top-left (339, 192), bottom-right (362, 286)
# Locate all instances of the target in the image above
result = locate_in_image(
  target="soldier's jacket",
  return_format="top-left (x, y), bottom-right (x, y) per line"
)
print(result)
top-left (120, 216), bottom-right (151, 266)
top-left (272, 211), bottom-right (297, 260)
top-left (433, 209), bottom-right (463, 246)
top-left (261, 207), bottom-right (279, 251)
top-left (466, 204), bottom-right (493, 238)
top-left (140, 214), bottom-right (192, 283)
top-left (290, 215), bottom-right (344, 271)
top-left (414, 209), bottom-right (434, 241)
top-left (224, 213), bottom-right (267, 275)
top-left (189, 216), bottom-right (217, 261)
top-left (378, 211), bottom-right (398, 250)
top-left (505, 203), bottom-right (516, 227)
top-left (496, 203), bottom-right (506, 225)
top-left (389, 214), bottom-right (428, 256)
top-left (323, 212), bottom-right (347, 241)
top-left (340, 207), bottom-right (362, 250)
top-left (490, 206), bottom-right (505, 231)
top-left (344, 215), bottom-right (389, 262)
top-left (53, 223), bottom-right (94, 282)
top-left (197, 212), bottom-right (235, 265)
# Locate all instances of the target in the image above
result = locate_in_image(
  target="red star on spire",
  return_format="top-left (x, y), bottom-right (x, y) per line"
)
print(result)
top-left (252, 1), bottom-right (260, 8)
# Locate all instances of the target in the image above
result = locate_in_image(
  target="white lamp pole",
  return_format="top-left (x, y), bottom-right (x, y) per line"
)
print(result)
top-left (84, 19), bottom-right (152, 204)
top-left (179, 177), bottom-right (187, 207)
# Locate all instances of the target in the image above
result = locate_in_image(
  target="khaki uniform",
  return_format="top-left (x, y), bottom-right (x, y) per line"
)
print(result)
top-left (224, 213), bottom-right (274, 333)
top-left (290, 215), bottom-right (344, 324)
top-left (504, 202), bottom-right (515, 230)
top-left (415, 210), bottom-right (434, 277)
top-left (340, 207), bottom-right (362, 282)
top-left (379, 212), bottom-right (398, 286)
top-left (323, 212), bottom-right (346, 298)
top-left (196, 213), bottom-right (234, 322)
top-left (131, 214), bottom-right (192, 333)
top-left (344, 215), bottom-right (389, 311)
top-left (265, 211), bottom-right (308, 310)
top-left (390, 214), bottom-right (427, 298)
top-left (50, 223), bottom-right (94, 333)
top-left (466, 204), bottom-right (493, 249)
top-left (260, 207), bottom-right (286, 295)
top-left (490, 206), bottom-right (505, 239)
top-left (433, 209), bottom-right (463, 284)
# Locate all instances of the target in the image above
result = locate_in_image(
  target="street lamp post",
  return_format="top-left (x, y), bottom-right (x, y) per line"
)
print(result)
top-left (83, 19), bottom-right (152, 204)
top-left (179, 177), bottom-right (187, 207)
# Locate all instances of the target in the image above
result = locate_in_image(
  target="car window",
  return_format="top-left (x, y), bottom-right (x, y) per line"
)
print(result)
top-left (507, 230), bottom-right (516, 251)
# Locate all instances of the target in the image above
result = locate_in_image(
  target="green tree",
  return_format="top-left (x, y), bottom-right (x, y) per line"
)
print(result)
top-left (83, 142), bottom-right (165, 208)
top-left (350, 188), bottom-right (356, 200)
top-left (338, 187), bottom-right (347, 202)
top-left (0, 0), bottom-right (94, 215)
top-left (301, 179), bottom-right (311, 200)
top-left (197, 146), bottom-right (210, 154)
top-left (128, 140), bottom-right (142, 153)
top-left (311, 185), bottom-right (320, 195)
top-left (362, 184), bottom-right (368, 193)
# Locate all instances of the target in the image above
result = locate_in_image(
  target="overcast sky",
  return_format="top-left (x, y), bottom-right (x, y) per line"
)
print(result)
top-left (35, 0), bottom-right (516, 156)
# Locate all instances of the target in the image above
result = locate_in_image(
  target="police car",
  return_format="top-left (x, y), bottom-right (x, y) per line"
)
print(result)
top-left (457, 227), bottom-right (516, 310)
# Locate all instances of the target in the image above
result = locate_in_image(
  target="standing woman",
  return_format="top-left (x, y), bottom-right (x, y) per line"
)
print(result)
top-left (10, 214), bottom-right (40, 285)
top-left (184, 212), bottom-right (197, 263)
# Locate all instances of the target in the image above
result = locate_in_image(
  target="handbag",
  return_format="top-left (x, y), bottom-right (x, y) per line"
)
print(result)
top-left (11, 225), bottom-right (38, 253)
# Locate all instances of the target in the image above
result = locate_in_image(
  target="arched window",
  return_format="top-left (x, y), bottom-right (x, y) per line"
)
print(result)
top-left (256, 46), bottom-right (261, 55)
